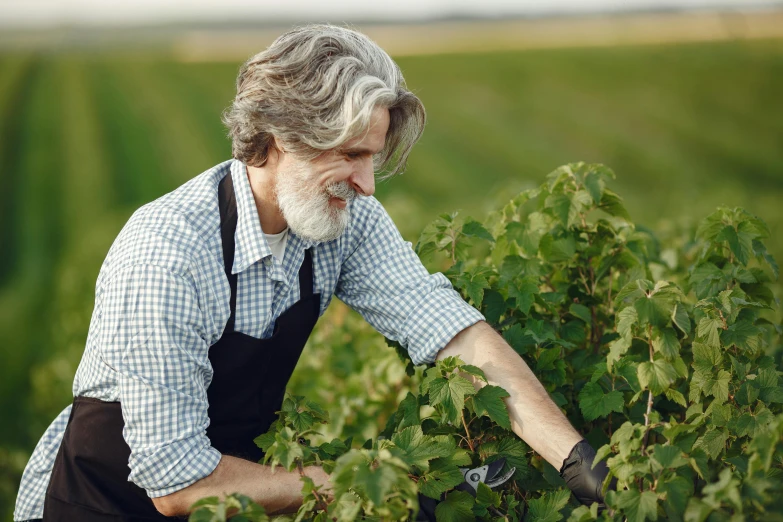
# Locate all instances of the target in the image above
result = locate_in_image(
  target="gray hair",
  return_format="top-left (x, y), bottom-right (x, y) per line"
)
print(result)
top-left (221, 23), bottom-right (426, 179)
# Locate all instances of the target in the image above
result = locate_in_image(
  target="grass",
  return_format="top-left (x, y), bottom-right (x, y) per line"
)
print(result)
top-left (0, 38), bottom-right (781, 519)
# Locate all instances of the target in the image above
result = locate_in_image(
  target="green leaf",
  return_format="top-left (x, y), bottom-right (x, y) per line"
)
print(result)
top-left (540, 234), bottom-right (576, 263)
top-left (671, 303), bottom-right (691, 336)
top-left (567, 504), bottom-right (600, 522)
top-left (460, 364), bottom-right (487, 382)
top-left (696, 210), bottom-right (727, 242)
top-left (658, 475), bottom-right (692, 520)
top-left (617, 307), bottom-right (638, 341)
top-left (615, 279), bottom-right (653, 306)
top-left (472, 385), bottom-right (511, 429)
top-left (607, 337), bottom-right (631, 372)
top-left (509, 278), bottom-right (539, 316)
top-left (481, 436), bottom-right (532, 483)
top-left (615, 489), bottom-right (658, 522)
top-left (286, 409), bottom-right (316, 432)
top-left (735, 381), bottom-right (759, 406)
top-left (635, 293), bottom-right (674, 329)
top-left (536, 347), bottom-right (562, 371)
top-left (254, 431), bottom-right (276, 453)
top-left (428, 375), bottom-right (477, 424)
top-left (355, 459), bottom-right (399, 506)
top-left (568, 190), bottom-right (594, 228)
top-left (526, 319), bottom-right (558, 345)
top-left (545, 193), bottom-right (571, 226)
top-left (475, 482), bottom-right (502, 509)
top-left (398, 392), bottom-right (421, 430)
top-left (696, 317), bottom-right (722, 348)
top-left (435, 490), bottom-right (475, 522)
top-left (482, 290), bottom-right (506, 324)
top-left (391, 425), bottom-right (453, 470)
top-left (503, 324), bottom-right (529, 355)
top-left (524, 489), bottom-right (571, 522)
top-left (720, 319), bottom-right (762, 353)
top-left (650, 444), bottom-right (688, 470)
top-left (578, 382), bottom-right (625, 422)
top-left (264, 427), bottom-right (304, 471)
top-left (664, 388), bottom-right (687, 407)
top-left (728, 408), bottom-right (775, 438)
top-left (692, 428), bottom-right (729, 460)
top-left (569, 303), bottom-right (593, 325)
top-left (452, 269), bottom-right (491, 307)
top-left (718, 224), bottom-right (754, 265)
top-left (690, 368), bottom-right (730, 403)
top-left (652, 327), bottom-right (680, 360)
top-left (688, 449), bottom-right (709, 479)
top-left (691, 342), bottom-right (722, 373)
top-left (584, 170), bottom-right (606, 204)
top-left (419, 458), bottom-right (466, 499)
top-left (462, 219), bottom-right (494, 242)
top-left (598, 188), bottom-right (631, 221)
top-left (638, 358), bottom-right (679, 395)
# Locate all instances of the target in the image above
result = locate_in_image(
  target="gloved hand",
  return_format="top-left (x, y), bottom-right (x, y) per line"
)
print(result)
top-left (559, 439), bottom-right (614, 507)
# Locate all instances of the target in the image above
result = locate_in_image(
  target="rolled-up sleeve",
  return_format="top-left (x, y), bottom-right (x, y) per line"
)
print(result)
top-left (99, 264), bottom-right (221, 498)
top-left (335, 197), bottom-right (485, 365)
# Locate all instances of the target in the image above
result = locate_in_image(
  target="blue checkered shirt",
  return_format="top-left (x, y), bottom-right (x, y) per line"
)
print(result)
top-left (14, 158), bottom-right (484, 520)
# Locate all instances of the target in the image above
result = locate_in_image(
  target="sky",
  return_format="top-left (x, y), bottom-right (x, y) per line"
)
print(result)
top-left (1, 0), bottom-right (781, 29)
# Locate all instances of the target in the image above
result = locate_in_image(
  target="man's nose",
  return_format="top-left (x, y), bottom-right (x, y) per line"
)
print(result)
top-left (349, 160), bottom-right (375, 197)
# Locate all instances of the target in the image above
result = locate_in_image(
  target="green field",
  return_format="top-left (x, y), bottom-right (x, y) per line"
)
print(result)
top-left (1, 38), bottom-right (782, 519)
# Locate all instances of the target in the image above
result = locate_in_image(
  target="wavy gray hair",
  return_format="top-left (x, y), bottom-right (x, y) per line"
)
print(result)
top-left (221, 23), bottom-right (426, 179)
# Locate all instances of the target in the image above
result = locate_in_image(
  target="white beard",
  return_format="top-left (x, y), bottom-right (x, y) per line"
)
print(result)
top-left (274, 158), bottom-right (356, 243)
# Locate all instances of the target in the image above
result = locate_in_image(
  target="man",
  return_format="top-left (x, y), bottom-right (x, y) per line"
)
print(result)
top-left (14, 24), bottom-right (608, 521)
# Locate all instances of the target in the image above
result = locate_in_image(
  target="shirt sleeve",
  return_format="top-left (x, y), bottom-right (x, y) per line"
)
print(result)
top-left (335, 197), bottom-right (485, 365)
top-left (99, 263), bottom-right (222, 498)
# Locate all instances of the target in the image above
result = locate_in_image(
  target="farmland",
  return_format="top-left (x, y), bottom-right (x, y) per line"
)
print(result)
top-left (0, 37), bottom-right (782, 519)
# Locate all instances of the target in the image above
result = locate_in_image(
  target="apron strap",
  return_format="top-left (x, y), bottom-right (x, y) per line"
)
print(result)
top-left (218, 172), bottom-right (239, 334)
top-left (299, 249), bottom-right (314, 299)
top-left (218, 171), bottom-right (316, 333)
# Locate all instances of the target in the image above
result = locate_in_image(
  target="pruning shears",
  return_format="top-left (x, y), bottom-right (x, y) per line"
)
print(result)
top-left (416, 457), bottom-right (516, 520)
top-left (458, 457), bottom-right (516, 495)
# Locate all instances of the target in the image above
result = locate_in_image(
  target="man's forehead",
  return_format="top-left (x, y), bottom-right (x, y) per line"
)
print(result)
top-left (340, 107), bottom-right (390, 154)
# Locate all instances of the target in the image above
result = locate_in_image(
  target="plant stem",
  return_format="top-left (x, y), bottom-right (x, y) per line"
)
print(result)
top-left (642, 390), bottom-right (654, 453)
top-left (297, 461), bottom-right (330, 513)
top-left (461, 410), bottom-right (475, 452)
top-left (642, 327), bottom-right (655, 453)
top-left (450, 229), bottom-right (457, 265)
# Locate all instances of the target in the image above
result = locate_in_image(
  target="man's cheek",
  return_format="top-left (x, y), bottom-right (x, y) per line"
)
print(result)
top-left (316, 164), bottom-right (349, 185)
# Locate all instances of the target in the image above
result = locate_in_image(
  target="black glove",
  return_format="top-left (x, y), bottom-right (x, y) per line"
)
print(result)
top-left (559, 439), bottom-right (614, 507)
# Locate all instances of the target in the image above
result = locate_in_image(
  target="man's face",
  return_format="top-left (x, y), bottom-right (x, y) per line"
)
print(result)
top-left (274, 106), bottom-right (390, 242)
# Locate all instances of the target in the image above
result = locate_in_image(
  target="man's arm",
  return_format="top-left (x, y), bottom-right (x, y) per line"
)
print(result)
top-left (151, 457), bottom-right (330, 517)
top-left (437, 320), bottom-right (582, 469)
top-left (102, 263), bottom-right (329, 517)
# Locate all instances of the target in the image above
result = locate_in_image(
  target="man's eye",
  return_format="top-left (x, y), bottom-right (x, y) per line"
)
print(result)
top-left (345, 152), bottom-right (361, 159)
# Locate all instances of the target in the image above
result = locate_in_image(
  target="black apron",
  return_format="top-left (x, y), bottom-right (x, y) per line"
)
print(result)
top-left (41, 172), bottom-right (321, 521)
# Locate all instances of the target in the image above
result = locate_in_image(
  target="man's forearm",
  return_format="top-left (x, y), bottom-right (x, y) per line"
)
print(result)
top-left (438, 321), bottom-right (583, 468)
top-left (151, 455), bottom-right (330, 517)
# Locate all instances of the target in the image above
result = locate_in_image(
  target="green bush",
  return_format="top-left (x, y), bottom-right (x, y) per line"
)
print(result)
top-left (190, 163), bottom-right (782, 521)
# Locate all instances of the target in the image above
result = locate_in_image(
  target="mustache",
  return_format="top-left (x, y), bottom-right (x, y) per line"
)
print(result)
top-left (326, 181), bottom-right (357, 201)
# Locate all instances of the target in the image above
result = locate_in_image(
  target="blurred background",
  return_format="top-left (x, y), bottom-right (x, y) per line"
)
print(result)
top-left (1, 0), bottom-right (782, 519)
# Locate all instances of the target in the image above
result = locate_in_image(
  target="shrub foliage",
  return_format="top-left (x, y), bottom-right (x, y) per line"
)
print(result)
top-left (190, 163), bottom-right (782, 522)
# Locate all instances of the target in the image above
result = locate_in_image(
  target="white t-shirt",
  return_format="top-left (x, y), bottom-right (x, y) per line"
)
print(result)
top-left (264, 226), bottom-right (289, 262)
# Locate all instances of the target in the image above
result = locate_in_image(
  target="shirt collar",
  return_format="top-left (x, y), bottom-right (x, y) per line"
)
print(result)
top-left (229, 159), bottom-right (316, 275)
